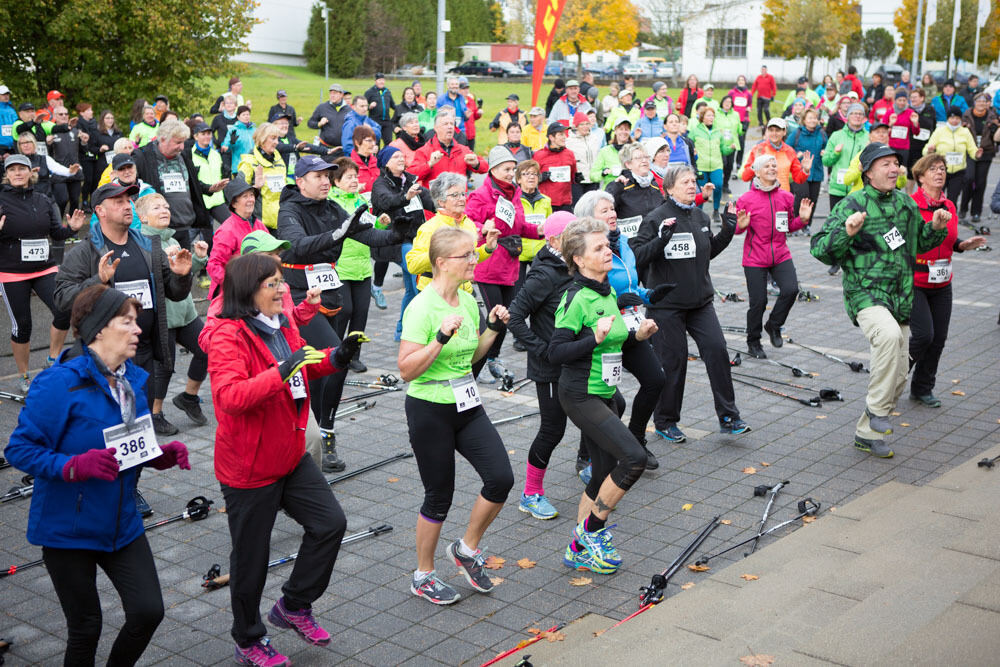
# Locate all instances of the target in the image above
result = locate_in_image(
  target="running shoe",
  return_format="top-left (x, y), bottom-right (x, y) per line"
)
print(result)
top-left (764, 322), bottom-right (784, 348)
top-left (854, 435), bottom-right (893, 458)
top-left (747, 340), bottom-right (767, 359)
top-left (371, 285), bottom-right (387, 310)
top-left (172, 392), bottom-right (208, 426)
top-left (134, 489), bottom-right (153, 518)
top-left (910, 393), bottom-right (942, 408)
top-left (234, 638), bottom-right (290, 666)
top-left (578, 464), bottom-right (592, 485)
top-left (320, 431), bottom-right (345, 473)
top-left (348, 358), bottom-right (367, 373)
top-left (572, 521), bottom-right (622, 567)
top-left (487, 358), bottom-right (508, 381)
top-left (18, 373), bottom-right (30, 394)
top-left (719, 416), bottom-right (751, 435)
top-left (151, 412), bottom-right (179, 436)
top-left (596, 523), bottom-right (622, 564)
top-left (865, 408), bottom-right (893, 435)
top-left (519, 493), bottom-right (559, 520)
top-left (655, 424), bottom-right (686, 443)
top-left (267, 596), bottom-right (331, 646)
top-left (411, 570), bottom-right (461, 605)
top-left (641, 442), bottom-right (659, 470)
top-left (575, 454), bottom-right (590, 473)
top-left (45, 356), bottom-right (57, 368)
top-left (446, 540), bottom-right (495, 592)
top-left (562, 543), bottom-right (619, 575)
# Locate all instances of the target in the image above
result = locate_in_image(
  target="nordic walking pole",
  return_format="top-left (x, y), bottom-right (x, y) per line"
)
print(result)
top-left (0, 457), bottom-right (9, 471)
top-left (143, 496), bottom-right (214, 531)
top-left (786, 338), bottom-right (868, 373)
top-left (0, 557), bottom-right (44, 579)
top-left (491, 411), bottom-right (540, 426)
top-left (748, 481), bottom-right (788, 555)
top-left (727, 347), bottom-right (817, 378)
top-left (694, 498), bottom-right (821, 566)
top-left (340, 387), bottom-right (397, 403)
top-left (480, 622), bottom-right (568, 667)
top-left (0, 390), bottom-right (25, 403)
top-left (0, 481), bottom-right (32, 503)
top-left (338, 400), bottom-right (376, 418)
top-left (732, 371), bottom-right (842, 400)
top-left (326, 452), bottom-right (414, 487)
top-left (731, 376), bottom-right (821, 407)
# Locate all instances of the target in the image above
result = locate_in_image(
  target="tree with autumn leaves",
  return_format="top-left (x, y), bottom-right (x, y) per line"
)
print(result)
top-left (762, 0), bottom-right (861, 80)
top-left (554, 0), bottom-right (641, 73)
top-left (894, 0), bottom-right (999, 68)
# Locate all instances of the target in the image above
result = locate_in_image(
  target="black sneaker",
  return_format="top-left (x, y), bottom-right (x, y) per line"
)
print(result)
top-left (641, 439), bottom-right (659, 471)
top-left (764, 323), bottom-right (783, 348)
top-left (747, 340), bottom-right (767, 359)
top-left (321, 431), bottom-right (345, 473)
top-left (172, 392), bottom-right (208, 426)
top-left (348, 358), bottom-right (367, 373)
top-left (135, 489), bottom-right (153, 518)
top-left (446, 540), bottom-right (495, 593)
top-left (151, 412), bottom-right (179, 436)
top-left (827, 264), bottom-right (840, 276)
top-left (720, 416), bottom-right (751, 435)
top-left (575, 455), bottom-right (590, 473)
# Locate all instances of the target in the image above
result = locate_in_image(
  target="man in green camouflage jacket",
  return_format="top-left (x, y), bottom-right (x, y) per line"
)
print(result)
top-left (811, 143), bottom-right (949, 458)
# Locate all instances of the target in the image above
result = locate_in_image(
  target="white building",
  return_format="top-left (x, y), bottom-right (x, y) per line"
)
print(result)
top-left (677, 0), bottom-right (903, 84)
top-left (233, 0), bottom-right (313, 66)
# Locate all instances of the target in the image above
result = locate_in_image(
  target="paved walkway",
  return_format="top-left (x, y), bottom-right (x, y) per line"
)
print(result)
top-left (1, 168), bottom-right (998, 666)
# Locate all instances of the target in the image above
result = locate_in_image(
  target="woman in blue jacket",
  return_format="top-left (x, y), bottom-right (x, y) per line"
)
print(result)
top-left (5, 285), bottom-right (190, 665)
top-left (787, 108), bottom-right (827, 232)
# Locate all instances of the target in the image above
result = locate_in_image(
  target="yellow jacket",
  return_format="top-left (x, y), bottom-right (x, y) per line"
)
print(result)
top-left (522, 123), bottom-right (547, 152)
top-left (405, 212), bottom-right (491, 293)
top-left (844, 153), bottom-right (907, 193)
top-left (237, 147), bottom-right (286, 229)
top-left (923, 125), bottom-right (979, 174)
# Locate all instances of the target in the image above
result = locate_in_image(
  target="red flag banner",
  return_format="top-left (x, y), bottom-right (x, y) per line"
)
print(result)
top-left (531, 0), bottom-right (568, 107)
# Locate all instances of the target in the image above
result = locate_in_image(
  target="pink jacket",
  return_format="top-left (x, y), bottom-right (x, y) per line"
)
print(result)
top-left (728, 88), bottom-right (754, 122)
top-left (207, 212), bottom-right (268, 298)
top-left (465, 176), bottom-right (541, 286)
top-left (733, 181), bottom-right (805, 268)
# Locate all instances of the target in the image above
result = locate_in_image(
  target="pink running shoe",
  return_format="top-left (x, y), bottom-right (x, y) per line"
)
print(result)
top-left (268, 597), bottom-right (332, 646)
top-left (234, 637), bottom-right (291, 666)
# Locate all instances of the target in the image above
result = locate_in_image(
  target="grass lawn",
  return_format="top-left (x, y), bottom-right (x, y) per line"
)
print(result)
top-left (206, 64), bottom-right (790, 155)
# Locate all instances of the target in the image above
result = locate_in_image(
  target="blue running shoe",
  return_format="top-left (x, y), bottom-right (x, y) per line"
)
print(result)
top-left (519, 493), bottom-right (559, 520)
top-left (720, 416), bottom-right (751, 435)
top-left (572, 521), bottom-right (622, 567)
top-left (371, 285), bottom-right (387, 310)
top-left (655, 424), bottom-right (686, 443)
top-left (562, 543), bottom-right (619, 575)
top-left (597, 523), bottom-right (621, 564)
top-left (578, 464), bottom-right (592, 485)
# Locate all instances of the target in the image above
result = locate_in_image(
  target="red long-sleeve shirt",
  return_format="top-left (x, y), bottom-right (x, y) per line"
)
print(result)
top-left (751, 74), bottom-right (777, 100)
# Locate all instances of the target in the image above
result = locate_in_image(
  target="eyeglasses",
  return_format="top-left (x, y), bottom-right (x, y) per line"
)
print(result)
top-left (447, 252), bottom-right (478, 263)
top-left (520, 172), bottom-right (539, 178)
top-left (926, 165), bottom-right (947, 173)
top-left (263, 278), bottom-right (286, 289)
top-left (445, 192), bottom-right (467, 200)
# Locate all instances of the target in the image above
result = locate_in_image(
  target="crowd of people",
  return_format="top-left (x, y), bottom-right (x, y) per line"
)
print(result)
top-left (1, 64), bottom-right (998, 665)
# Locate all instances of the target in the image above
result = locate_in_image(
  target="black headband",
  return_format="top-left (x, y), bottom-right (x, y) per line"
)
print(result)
top-left (79, 288), bottom-right (130, 344)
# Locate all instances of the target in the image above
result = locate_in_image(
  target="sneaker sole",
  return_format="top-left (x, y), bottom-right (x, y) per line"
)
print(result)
top-left (518, 504), bottom-right (559, 520)
top-left (267, 609), bottom-right (331, 647)
top-left (410, 583), bottom-right (461, 605)
top-left (562, 556), bottom-right (618, 575)
top-left (234, 648), bottom-right (292, 667)
top-left (655, 430), bottom-right (686, 443)
top-left (854, 439), bottom-right (894, 458)
top-left (447, 545), bottom-right (494, 593)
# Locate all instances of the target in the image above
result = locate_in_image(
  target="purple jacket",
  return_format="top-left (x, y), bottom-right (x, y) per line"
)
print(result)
top-left (465, 176), bottom-right (541, 286)
top-left (733, 181), bottom-right (805, 267)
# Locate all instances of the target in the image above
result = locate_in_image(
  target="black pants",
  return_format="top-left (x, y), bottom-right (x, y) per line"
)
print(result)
top-left (623, 339), bottom-right (666, 443)
top-left (478, 282), bottom-right (515, 359)
top-left (572, 181), bottom-right (599, 203)
top-left (332, 278), bottom-right (372, 361)
top-left (757, 98), bottom-right (772, 126)
top-left (405, 395), bottom-right (513, 522)
top-left (81, 160), bottom-right (100, 205)
top-left (527, 381), bottom-right (569, 469)
top-left (43, 534), bottom-right (164, 666)
top-left (909, 283), bottom-right (952, 397)
top-left (735, 120), bottom-right (750, 167)
top-left (722, 152), bottom-right (735, 186)
top-left (559, 388), bottom-right (646, 500)
top-left (829, 193), bottom-right (844, 212)
top-left (0, 274), bottom-right (70, 344)
top-left (650, 302), bottom-right (739, 426)
top-left (792, 181), bottom-right (821, 229)
top-left (294, 297), bottom-right (345, 431)
top-left (945, 169), bottom-right (967, 204)
top-left (52, 179), bottom-right (82, 215)
top-left (745, 260), bottom-right (798, 344)
top-left (153, 317), bottom-right (208, 401)
top-left (377, 121), bottom-right (395, 148)
top-left (960, 159), bottom-right (992, 217)
top-left (221, 454), bottom-right (346, 647)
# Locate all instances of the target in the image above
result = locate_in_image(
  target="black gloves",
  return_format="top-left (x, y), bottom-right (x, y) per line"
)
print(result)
top-left (659, 223), bottom-right (675, 244)
top-left (333, 332), bottom-right (369, 368)
top-left (720, 208), bottom-right (738, 228)
top-left (616, 292), bottom-right (644, 310)
top-left (649, 283), bottom-right (677, 303)
top-left (347, 205), bottom-right (373, 234)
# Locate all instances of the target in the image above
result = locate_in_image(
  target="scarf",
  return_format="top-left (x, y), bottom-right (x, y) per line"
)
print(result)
top-left (753, 177), bottom-right (780, 192)
top-left (89, 348), bottom-right (136, 428)
top-left (491, 175), bottom-right (517, 200)
top-left (632, 170), bottom-right (654, 188)
top-left (768, 140), bottom-right (783, 150)
top-left (651, 162), bottom-right (668, 178)
top-left (669, 195), bottom-right (695, 210)
top-left (946, 123), bottom-right (960, 132)
top-left (260, 149), bottom-right (276, 163)
top-left (399, 131), bottom-right (425, 151)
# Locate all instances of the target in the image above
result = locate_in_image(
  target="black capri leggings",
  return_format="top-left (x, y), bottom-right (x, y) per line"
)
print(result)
top-left (43, 534), bottom-right (164, 666)
top-left (293, 291), bottom-right (346, 432)
top-left (478, 282), bottom-right (515, 359)
top-left (405, 395), bottom-right (514, 523)
top-left (559, 387), bottom-right (646, 500)
top-left (0, 273), bottom-right (70, 344)
top-left (332, 278), bottom-right (372, 361)
top-left (527, 381), bottom-right (568, 469)
top-left (623, 339), bottom-right (666, 444)
top-left (154, 317), bottom-right (209, 400)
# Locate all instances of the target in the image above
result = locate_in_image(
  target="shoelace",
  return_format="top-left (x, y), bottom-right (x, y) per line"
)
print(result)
top-left (246, 638), bottom-right (278, 659)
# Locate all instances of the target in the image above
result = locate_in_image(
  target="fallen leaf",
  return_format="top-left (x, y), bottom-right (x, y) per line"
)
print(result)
top-left (526, 627), bottom-right (542, 635)
top-left (720, 519), bottom-right (733, 525)
top-left (489, 576), bottom-right (505, 586)
top-left (682, 503), bottom-right (693, 511)
top-left (802, 515), bottom-right (817, 524)
top-left (815, 415), bottom-right (827, 419)
top-left (830, 506), bottom-right (837, 512)
top-left (543, 630), bottom-right (566, 642)
top-left (890, 411), bottom-right (901, 416)
top-left (760, 462), bottom-right (770, 467)
top-left (508, 449), bottom-right (515, 455)
top-left (740, 574), bottom-right (759, 581)
top-left (592, 629), bottom-right (606, 638)
top-left (646, 425), bottom-right (655, 432)
top-left (952, 379), bottom-right (961, 384)
top-left (687, 563), bottom-right (710, 572)
top-left (900, 423), bottom-right (910, 427)
top-left (952, 390), bottom-right (965, 396)
top-left (484, 556), bottom-right (505, 570)
top-left (681, 582), bottom-right (695, 590)
top-left (740, 653), bottom-right (776, 666)
top-left (516, 558), bottom-right (536, 569)
top-left (218, 507), bottom-right (227, 513)
top-left (742, 466), bottom-right (757, 475)
top-left (570, 576), bottom-right (593, 586)
top-left (387, 477), bottom-right (400, 483)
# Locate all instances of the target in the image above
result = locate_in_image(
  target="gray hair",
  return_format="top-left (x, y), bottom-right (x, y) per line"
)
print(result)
top-left (662, 164), bottom-right (697, 193)
top-left (561, 217), bottom-right (611, 275)
top-left (430, 171), bottom-right (466, 205)
top-left (398, 112), bottom-right (419, 127)
top-left (573, 190), bottom-right (614, 219)
top-left (619, 142), bottom-right (648, 165)
top-left (157, 118), bottom-right (190, 142)
top-left (223, 93), bottom-right (236, 104)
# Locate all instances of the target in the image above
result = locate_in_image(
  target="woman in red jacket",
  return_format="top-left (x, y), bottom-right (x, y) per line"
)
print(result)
top-left (677, 75), bottom-right (703, 118)
top-left (205, 253), bottom-right (365, 666)
top-left (908, 154), bottom-right (986, 407)
top-left (350, 125), bottom-right (380, 193)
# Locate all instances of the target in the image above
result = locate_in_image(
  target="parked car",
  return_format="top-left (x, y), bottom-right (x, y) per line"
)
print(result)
top-left (925, 69), bottom-right (975, 87)
top-left (985, 74), bottom-right (1000, 100)
top-left (584, 63), bottom-right (620, 78)
top-left (654, 62), bottom-right (676, 79)
top-left (622, 62), bottom-right (652, 78)
top-left (449, 61), bottom-right (503, 77)
top-left (493, 61), bottom-right (528, 77)
top-left (875, 64), bottom-right (903, 85)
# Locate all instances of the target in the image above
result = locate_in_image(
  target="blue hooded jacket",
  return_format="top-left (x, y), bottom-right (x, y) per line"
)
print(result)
top-left (608, 232), bottom-right (651, 304)
top-left (221, 120), bottom-right (256, 175)
top-left (931, 94), bottom-right (968, 122)
top-left (0, 100), bottom-right (17, 150)
top-left (340, 110), bottom-right (381, 156)
top-left (437, 92), bottom-right (468, 132)
top-left (5, 344), bottom-right (151, 551)
top-left (787, 125), bottom-right (828, 182)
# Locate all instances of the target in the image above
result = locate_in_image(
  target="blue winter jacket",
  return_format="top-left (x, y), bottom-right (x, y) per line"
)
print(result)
top-left (993, 89), bottom-right (1000, 116)
top-left (787, 125), bottom-right (828, 182)
top-left (221, 120), bottom-right (256, 175)
top-left (637, 115), bottom-right (665, 141)
top-left (931, 94), bottom-right (969, 122)
top-left (609, 233), bottom-right (650, 304)
top-left (0, 101), bottom-right (17, 150)
top-left (437, 92), bottom-right (468, 132)
top-left (340, 110), bottom-right (381, 156)
top-left (5, 344), bottom-right (151, 551)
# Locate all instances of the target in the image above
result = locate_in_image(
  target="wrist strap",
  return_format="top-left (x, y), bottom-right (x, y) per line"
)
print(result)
top-left (436, 330), bottom-right (452, 345)
top-left (487, 318), bottom-right (504, 332)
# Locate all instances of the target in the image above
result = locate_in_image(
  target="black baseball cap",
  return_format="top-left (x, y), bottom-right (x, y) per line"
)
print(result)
top-left (859, 142), bottom-right (897, 172)
top-left (111, 153), bottom-right (136, 170)
top-left (92, 182), bottom-right (139, 207)
top-left (644, 100), bottom-right (657, 110)
top-left (269, 109), bottom-right (293, 122)
top-left (18, 102), bottom-right (35, 111)
top-left (546, 121), bottom-right (568, 136)
top-left (191, 121), bottom-right (211, 134)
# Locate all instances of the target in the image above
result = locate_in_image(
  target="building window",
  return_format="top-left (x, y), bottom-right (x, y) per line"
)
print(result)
top-left (706, 29), bottom-right (747, 58)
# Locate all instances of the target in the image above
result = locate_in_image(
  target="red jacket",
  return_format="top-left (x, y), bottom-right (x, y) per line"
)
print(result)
top-left (464, 94), bottom-right (482, 140)
top-left (740, 141), bottom-right (808, 191)
top-left (677, 87), bottom-right (704, 115)
top-left (911, 188), bottom-right (960, 289)
top-left (869, 98), bottom-right (894, 124)
top-left (351, 151), bottom-right (379, 193)
top-left (880, 107), bottom-right (920, 151)
top-left (751, 74), bottom-right (777, 100)
top-left (411, 134), bottom-right (487, 187)
top-left (845, 74), bottom-right (864, 98)
top-left (534, 146), bottom-right (576, 206)
top-left (204, 316), bottom-right (339, 489)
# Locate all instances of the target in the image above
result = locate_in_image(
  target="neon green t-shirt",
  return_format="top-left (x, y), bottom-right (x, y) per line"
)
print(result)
top-left (401, 286), bottom-right (481, 404)
top-left (554, 284), bottom-right (628, 398)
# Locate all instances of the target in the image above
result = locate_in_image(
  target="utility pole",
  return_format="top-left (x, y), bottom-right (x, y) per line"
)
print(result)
top-left (436, 0), bottom-right (448, 95)
top-left (323, 4), bottom-right (329, 82)
top-left (947, 0), bottom-right (960, 78)
top-left (911, 0), bottom-right (924, 83)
